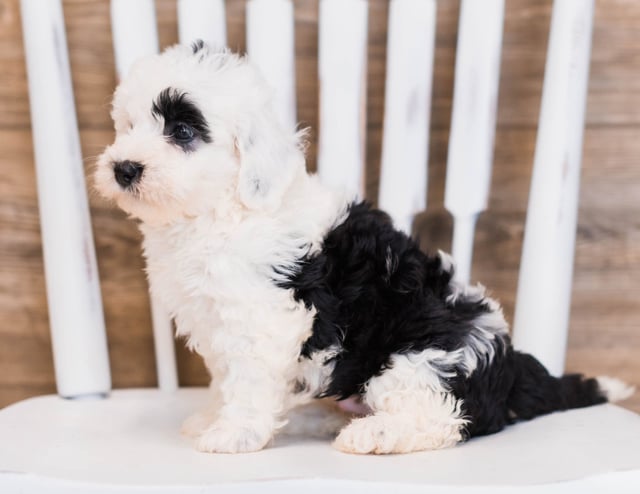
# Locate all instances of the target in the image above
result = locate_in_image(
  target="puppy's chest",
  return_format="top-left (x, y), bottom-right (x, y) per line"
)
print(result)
top-left (141, 222), bottom-right (291, 317)
top-left (148, 241), bottom-right (238, 304)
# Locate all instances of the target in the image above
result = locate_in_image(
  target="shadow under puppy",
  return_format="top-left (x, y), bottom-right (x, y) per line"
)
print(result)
top-left (95, 42), bottom-right (633, 454)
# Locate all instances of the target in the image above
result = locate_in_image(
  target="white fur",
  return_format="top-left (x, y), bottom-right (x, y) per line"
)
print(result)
top-left (384, 245), bottom-right (398, 281)
top-left (334, 351), bottom-right (467, 454)
top-left (96, 45), bottom-right (607, 456)
top-left (439, 251), bottom-right (508, 375)
top-left (438, 249), bottom-right (455, 273)
top-left (596, 376), bottom-right (635, 402)
top-left (94, 46), bottom-right (488, 455)
top-left (295, 346), bottom-right (341, 401)
top-left (96, 46), bottom-right (349, 453)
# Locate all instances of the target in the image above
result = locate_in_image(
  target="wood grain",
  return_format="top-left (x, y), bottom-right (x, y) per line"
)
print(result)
top-left (0, 0), bottom-right (638, 412)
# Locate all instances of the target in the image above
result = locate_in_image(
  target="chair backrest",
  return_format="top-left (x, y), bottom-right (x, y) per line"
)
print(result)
top-left (19, 0), bottom-right (595, 398)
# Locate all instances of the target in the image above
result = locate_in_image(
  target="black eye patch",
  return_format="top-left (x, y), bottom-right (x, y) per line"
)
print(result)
top-left (151, 88), bottom-right (212, 149)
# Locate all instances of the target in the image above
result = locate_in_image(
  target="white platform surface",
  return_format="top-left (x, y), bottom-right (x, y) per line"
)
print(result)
top-left (1, 388), bottom-right (639, 493)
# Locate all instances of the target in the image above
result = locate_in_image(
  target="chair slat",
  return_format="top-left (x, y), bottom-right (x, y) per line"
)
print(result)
top-left (20, 0), bottom-right (111, 398)
top-left (177, 0), bottom-right (227, 49)
top-left (445, 0), bottom-right (505, 283)
top-left (378, 0), bottom-right (436, 234)
top-left (317, 0), bottom-right (368, 196)
top-left (513, 0), bottom-right (596, 376)
top-left (110, 0), bottom-right (159, 80)
top-left (246, 0), bottom-right (296, 131)
top-left (110, 0), bottom-right (179, 392)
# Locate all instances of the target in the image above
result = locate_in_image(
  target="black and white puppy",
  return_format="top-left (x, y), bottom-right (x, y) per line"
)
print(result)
top-left (95, 43), bottom-right (633, 454)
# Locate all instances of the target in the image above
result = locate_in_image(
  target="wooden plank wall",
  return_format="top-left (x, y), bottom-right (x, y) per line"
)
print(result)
top-left (0, 0), bottom-right (638, 412)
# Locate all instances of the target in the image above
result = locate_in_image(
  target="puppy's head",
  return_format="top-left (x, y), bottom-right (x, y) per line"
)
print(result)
top-left (95, 43), bottom-right (304, 225)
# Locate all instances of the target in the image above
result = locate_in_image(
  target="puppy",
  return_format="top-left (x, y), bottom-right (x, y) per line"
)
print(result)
top-left (95, 43), bottom-right (633, 454)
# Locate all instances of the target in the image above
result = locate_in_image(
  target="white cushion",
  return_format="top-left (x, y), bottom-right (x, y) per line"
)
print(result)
top-left (0, 388), bottom-right (639, 493)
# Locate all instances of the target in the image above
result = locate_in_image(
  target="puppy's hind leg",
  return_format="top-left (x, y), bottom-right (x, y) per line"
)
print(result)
top-left (333, 353), bottom-right (468, 455)
top-left (333, 391), bottom-right (466, 454)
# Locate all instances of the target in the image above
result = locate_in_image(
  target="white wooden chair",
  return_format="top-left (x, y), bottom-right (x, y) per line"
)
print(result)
top-left (2, 0), bottom-right (639, 492)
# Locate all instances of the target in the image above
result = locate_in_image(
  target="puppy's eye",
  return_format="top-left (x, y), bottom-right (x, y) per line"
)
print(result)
top-left (172, 123), bottom-right (195, 143)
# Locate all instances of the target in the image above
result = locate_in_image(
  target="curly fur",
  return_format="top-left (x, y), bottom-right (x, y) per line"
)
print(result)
top-left (95, 43), bottom-right (631, 455)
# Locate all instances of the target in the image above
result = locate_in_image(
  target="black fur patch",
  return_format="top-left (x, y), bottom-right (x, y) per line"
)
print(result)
top-left (279, 202), bottom-right (494, 398)
top-left (191, 39), bottom-right (205, 54)
top-left (279, 202), bottom-right (607, 439)
top-left (151, 88), bottom-right (212, 148)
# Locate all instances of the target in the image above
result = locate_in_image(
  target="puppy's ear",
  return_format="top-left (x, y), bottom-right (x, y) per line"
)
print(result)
top-left (234, 114), bottom-right (304, 211)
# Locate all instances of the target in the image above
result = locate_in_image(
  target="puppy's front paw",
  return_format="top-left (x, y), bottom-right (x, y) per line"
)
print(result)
top-left (197, 419), bottom-right (271, 454)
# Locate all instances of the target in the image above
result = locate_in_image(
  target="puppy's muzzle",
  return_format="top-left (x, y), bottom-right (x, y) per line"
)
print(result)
top-left (113, 160), bottom-right (144, 188)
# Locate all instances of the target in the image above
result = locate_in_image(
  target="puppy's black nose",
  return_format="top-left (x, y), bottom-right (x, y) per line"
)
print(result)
top-left (113, 160), bottom-right (144, 188)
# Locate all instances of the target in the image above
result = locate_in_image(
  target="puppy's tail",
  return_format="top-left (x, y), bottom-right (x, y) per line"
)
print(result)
top-left (507, 351), bottom-right (635, 421)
